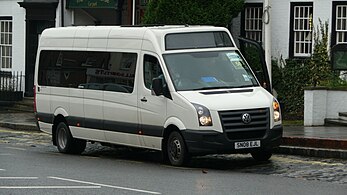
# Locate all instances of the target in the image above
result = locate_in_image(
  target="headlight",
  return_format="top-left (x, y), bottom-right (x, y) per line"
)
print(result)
top-left (273, 98), bottom-right (281, 122)
top-left (192, 103), bottom-right (212, 126)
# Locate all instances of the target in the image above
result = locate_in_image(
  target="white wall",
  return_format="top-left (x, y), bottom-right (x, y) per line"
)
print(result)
top-left (0, 0), bottom-right (25, 73)
top-left (270, 0), bottom-right (290, 60)
top-left (305, 89), bottom-right (347, 126)
top-left (304, 89), bottom-right (327, 126)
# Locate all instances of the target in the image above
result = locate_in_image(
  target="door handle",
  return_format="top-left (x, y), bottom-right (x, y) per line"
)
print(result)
top-left (140, 97), bottom-right (147, 102)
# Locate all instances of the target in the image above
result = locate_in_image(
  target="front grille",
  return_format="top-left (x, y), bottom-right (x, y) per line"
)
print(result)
top-left (219, 108), bottom-right (269, 140)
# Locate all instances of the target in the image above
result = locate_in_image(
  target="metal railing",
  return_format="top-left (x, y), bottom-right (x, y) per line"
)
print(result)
top-left (0, 71), bottom-right (24, 101)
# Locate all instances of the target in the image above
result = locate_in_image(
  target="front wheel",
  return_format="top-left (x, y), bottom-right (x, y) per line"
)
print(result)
top-left (167, 131), bottom-right (190, 166)
top-left (56, 122), bottom-right (86, 154)
top-left (251, 150), bottom-right (272, 161)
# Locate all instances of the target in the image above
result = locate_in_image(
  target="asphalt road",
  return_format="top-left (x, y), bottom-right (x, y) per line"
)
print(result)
top-left (0, 128), bottom-right (346, 195)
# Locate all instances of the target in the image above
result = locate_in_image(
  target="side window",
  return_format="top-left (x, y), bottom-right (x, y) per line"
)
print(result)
top-left (38, 50), bottom-right (64, 86)
top-left (61, 51), bottom-right (89, 88)
top-left (38, 50), bottom-right (137, 93)
top-left (38, 50), bottom-right (89, 88)
top-left (143, 54), bottom-right (164, 89)
top-left (100, 52), bottom-right (137, 93)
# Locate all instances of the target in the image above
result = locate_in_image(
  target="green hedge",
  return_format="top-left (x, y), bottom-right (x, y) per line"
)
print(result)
top-left (272, 59), bottom-right (311, 120)
top-left (142, 0), bottom-right (244, 26)
top-left (272, 20), bottom-right (346, 120)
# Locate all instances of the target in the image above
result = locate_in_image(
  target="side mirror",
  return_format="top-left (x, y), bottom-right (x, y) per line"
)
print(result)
top-left (152, 78), bottom-right (163, 96)
top-left (255, 70), bottom-right (266, 87)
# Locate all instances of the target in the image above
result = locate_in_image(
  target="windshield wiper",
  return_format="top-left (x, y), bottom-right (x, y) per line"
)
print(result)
top-left (232, 84), bottom-right (257, 88)
top-left (193, 86), bottom-right (235, 91)
top-left (193, 85), bottom-right (256, 91)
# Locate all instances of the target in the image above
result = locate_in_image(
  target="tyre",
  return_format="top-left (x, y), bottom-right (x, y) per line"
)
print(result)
top-left (56, 122), bottom-right (86, 154)
top-left (167, 131), bottom-right (190, 166)
top-left (251, 150), bottom-right (272, 161)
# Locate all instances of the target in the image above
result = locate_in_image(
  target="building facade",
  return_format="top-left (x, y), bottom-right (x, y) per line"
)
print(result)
top-left (6, 0), bottom-right (345, 97)
top-left (0, 0), bottom-right (146, 97)
top-left (232, 0), bottom-right (347, 61)
top-left (0, 1), bottom-right (25, 75)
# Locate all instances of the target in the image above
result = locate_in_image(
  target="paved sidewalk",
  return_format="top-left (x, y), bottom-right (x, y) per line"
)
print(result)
top-left (280, 126), bottom-right (347, 159)
top-left (284, 126), bottom-right (347, 150)
top-left (0, 112), bottom-right (38, 131)
top-left (0, 112), bottom-right (346, 159)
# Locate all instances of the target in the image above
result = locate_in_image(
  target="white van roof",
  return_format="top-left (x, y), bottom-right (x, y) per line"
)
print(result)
top-left (39, 25), bottom-right (235, 52)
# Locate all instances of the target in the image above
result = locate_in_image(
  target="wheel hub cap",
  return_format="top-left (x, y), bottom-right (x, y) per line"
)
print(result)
top-left (169, 138), bottom-right (181, 161)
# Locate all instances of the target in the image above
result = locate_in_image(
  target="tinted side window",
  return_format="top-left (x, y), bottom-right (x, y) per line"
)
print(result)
top-left (89, 52), bottom-right (137, 93)
top-left (143, 55), bottom-right (163, 89)
top-left (38, 50), bottom-right (137, 93)
top-left (38, 50), bottom-right (61, 86)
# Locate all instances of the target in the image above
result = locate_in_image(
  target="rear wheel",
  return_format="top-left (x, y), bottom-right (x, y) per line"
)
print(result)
top-left (251, 150), bottom-right (272, 161)
top-left (167, 131), bottom-right (190, 166)
top-left (56, 122), bottom-right (86, 154)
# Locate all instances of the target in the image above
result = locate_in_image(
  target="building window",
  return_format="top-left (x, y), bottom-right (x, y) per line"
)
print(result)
top-left (336, 5), bottom-right (347, 43)
top-left (0, 18), bottom-right (12, 69)
top-left (289, 3), bottom-right (313, 58)
top-left (241, 3), bottom-right (263, 42)
top-left (332, 2), bottom-right (347, 45)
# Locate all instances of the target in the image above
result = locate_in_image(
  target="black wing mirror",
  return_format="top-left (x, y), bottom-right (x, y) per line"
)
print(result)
top-left (152, 78), bottom-right (163, 96)
top-left (152, 77), bottom-right (172, 99)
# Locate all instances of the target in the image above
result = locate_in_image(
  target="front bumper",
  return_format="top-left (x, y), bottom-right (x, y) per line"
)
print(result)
top-left (181, 125), bottom-right (283, 155)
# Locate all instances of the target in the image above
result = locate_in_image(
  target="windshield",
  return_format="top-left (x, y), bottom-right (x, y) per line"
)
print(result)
top-left (163, 51), bottom-right (258, 91)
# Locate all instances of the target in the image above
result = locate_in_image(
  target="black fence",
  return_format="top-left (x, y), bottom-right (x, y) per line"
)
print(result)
top-left (0, 71), bottom-right (24, 101)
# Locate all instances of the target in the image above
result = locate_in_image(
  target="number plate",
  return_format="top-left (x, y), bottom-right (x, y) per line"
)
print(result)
top-left (235, 140), bottom-right (261, 149)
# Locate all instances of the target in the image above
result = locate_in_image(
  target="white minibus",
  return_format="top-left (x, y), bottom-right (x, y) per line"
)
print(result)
top-left (34, 25), bottom-right (282, 166)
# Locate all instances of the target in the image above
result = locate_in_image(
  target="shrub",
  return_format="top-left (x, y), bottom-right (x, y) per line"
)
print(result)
top-left (273, 59), bottom-right (311, 120)
top-left (142, 0), bottom-right (244, 27)
top-left (308, 19), bottom-right (331, 87)
top-left (273, 20), bottom-right (347, 119)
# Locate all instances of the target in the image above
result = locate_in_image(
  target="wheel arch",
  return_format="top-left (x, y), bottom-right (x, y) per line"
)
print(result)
top-left (164, 117), bottom-right (186, 130)
top-left (52, 114), bottom-right (68, 146)
top-left (162, 117), bottom-right (186, 148)
top-left (52, 108), bottom-right (69, 146)
top-left (161, 124), bottom-right (180, 162)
